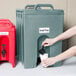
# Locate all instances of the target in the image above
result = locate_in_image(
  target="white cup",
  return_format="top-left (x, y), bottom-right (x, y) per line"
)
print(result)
top-left (40, 53), bottom-right (48, 61)
top-left (40, 53), bottom-right (48, 67)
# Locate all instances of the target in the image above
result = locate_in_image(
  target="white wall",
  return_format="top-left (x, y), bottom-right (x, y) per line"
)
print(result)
top-left (0, 0), bottom-right (76, 49)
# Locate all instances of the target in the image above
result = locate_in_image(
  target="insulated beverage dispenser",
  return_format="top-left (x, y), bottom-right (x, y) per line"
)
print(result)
top-left (16, 4), bottom-right (64, 68)
top-left (0, 19), bottom-right (15, 67)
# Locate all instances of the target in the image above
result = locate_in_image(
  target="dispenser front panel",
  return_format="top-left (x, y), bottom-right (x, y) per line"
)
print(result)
top-left (0, 36), bottom-right (9, 60)
top-left (24, 14), bottom-right (63, 67)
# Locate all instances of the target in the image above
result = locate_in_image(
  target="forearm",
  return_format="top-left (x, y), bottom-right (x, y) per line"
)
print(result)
top-left (54, 46), bottom-right (76, 62)
top-left (54, 26), bottom-right (76, 42)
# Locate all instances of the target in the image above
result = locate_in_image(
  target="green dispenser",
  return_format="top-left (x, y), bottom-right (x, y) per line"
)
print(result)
top-left (16, 4), bottom-right (64, 68)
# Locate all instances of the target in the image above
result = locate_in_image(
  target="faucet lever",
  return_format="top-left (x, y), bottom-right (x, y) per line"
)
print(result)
top-left (1, 44), bottom-right (7, 57)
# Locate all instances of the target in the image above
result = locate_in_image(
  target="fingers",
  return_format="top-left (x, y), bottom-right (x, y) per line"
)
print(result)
top-left (41, 60), bottom-right (47, 67)
top-left (44, 43), bottom-right (49, 47)
top-left (42, 39), bottom-right (47, 46)
top-left (42, 39), bottom-right (49, 46)
top-left (41, 58), bottom-right (54, 67)
top-left (42, 38), bottom-right (52, 47)
top-left (42, 59), bottom-right (49, 67)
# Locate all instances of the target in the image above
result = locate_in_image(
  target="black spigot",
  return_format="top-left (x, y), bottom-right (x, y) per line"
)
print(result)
top-left (1, 44), bottom-right (7, 57)
top-left (39, 46), bottom-right (46, 55)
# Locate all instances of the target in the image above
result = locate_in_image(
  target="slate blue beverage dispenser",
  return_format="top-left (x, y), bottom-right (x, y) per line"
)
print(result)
top-left (16, 4), bottom-right (64, 68)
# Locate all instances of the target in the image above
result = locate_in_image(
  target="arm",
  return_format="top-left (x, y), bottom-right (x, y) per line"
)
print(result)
top-left (42, 46), bottom-right (76, 67)
top-left (42, 26), bottom-right (76, 46)
top-left (54, 26), bottom-right (76, 41)
top-left (55, 46), bottom-right (76, 62)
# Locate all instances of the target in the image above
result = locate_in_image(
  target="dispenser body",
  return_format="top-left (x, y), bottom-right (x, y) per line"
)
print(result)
top-left (0, 19), bottom-right (15, 67)
top-left (16, 4), bottom-right (64, 68)
top-left (24, 14), bottom-right (64, 68)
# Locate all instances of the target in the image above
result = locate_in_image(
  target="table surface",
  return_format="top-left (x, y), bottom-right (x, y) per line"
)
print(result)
top-left (0, 56), bottom-right (76, 76)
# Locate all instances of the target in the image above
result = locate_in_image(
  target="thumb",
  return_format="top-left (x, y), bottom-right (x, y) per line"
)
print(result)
top-left (44, 43), bottom-right (50, 47)
top-left (44, 44), bottom-right (49, 47)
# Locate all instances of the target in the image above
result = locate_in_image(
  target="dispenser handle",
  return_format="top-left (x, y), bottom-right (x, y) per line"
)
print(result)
top-left (35, 4), bottom-right (54, 10)
top-left (0, 19), bottom-right (13, 27)
top-left (25, 5), bottom-right (35, 9)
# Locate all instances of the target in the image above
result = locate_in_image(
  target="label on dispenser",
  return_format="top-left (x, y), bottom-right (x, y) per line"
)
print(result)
top-left (0, 32), bottom-right (9, 35)
top-left (39, 27), bottom-right (50, 33)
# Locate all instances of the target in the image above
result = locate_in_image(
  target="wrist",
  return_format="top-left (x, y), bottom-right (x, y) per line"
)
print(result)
top-left (53, 37), bottom-right (59, 43)
top-left (49, 57), bottom-right (58, 64)
top-left (53, 56), bottom-right (60, 63)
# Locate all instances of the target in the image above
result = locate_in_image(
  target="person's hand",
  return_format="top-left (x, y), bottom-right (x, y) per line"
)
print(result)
top-left (42, 38), bottom-right (57, 47)
top-left (41, 57), bottom-right (56, 67)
